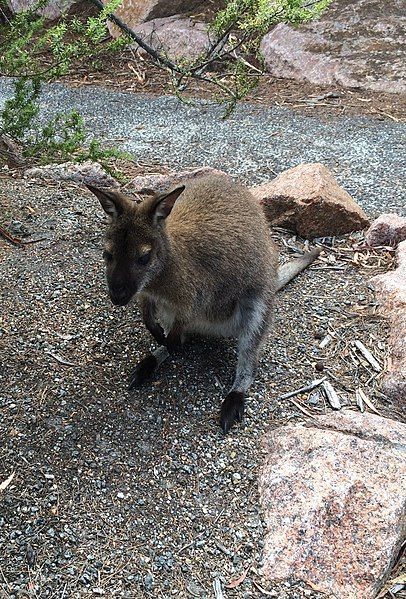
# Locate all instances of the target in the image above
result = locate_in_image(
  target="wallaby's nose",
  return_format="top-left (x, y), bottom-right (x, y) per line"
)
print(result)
top-left (110, 284), bottom-right (130, 306)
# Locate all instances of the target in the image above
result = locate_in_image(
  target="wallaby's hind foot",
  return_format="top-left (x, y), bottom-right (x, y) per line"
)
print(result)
top-left (128, 346), bottom-right (170, 389)
top-left (220, 391), bottom-right (245, 434)
top-left (128, 354), bottom-right (158, 389)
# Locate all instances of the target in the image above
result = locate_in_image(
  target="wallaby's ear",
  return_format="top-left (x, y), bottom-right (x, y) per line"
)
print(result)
top-left (152, 186), bottom-right (185, 223)
top-left (86, 185), bottom-right (128, 219)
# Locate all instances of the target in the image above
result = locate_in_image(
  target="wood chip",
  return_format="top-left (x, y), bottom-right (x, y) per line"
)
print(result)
top-left (377, 574), bottom-right (406, 598)
top-left (319, 334), bottom-right (333, 349)
top-left (0, 471), bottom-right (15, 492)
top-left (355, 388), bottom-right (365, 412)
top-left (213, 578), bottom-right (224, 599)
top-left (354, 340), bottom-right (382, 372)
top-left (391, 583), bottom-right (405, 594)
top-left (322, 380), bottom-right (342, 410)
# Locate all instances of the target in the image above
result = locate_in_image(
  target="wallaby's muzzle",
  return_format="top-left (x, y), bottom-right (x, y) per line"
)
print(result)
top-left (109, 282), bottom-right (135, 306)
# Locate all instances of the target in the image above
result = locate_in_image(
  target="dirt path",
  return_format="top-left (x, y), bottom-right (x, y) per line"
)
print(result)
top-left (0, 171), bottom-right (397, 597)
top-left (0, 79), bottom-right (405, 216)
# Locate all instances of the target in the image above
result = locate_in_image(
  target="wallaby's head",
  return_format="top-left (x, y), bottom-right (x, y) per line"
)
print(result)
top-left (87, 184), bottom-right (185, 306)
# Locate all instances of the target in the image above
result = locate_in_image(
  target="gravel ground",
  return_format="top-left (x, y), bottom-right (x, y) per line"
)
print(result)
top-left (0, 174), bottom-right (397, 598)
top-left (0, 79), bottom-right (405, 216)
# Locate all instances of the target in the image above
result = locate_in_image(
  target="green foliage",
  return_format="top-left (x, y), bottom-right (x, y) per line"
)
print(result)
top-left (0, 0), bottom-right (130, 167)
top-left (0, 0), bottom-right (332, 163)
top-left (0, 0), bottom-right (127, 79)
top-left (0, 1), bottom-right (47, 75)
top-left (1, 77), bottom-right (41, 139)
top-left (78, 139), bottom-right (132, 183)
top-left (213, 0), bottom-right (330, 38)
top-left (24, 110), bottom-right (86, 162)
top-left (204, 0), bottom-right (330, 113)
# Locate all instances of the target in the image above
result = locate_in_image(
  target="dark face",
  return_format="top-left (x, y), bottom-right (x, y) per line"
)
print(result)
top-left (87, 183), bottom-right (185, 306)
top-left (103, 212), bottom-right (158, 306)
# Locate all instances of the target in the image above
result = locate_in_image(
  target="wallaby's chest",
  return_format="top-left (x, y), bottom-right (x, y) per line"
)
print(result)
top-left (141, 291), bottom-right (242, 339)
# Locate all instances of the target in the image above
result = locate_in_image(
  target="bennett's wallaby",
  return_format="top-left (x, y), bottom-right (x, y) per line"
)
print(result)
top-left (87, 176), bottom-right (320, 433)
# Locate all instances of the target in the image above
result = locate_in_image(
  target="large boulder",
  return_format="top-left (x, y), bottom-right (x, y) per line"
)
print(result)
top-left (129, 15), bottom-right (210, 61)
top-left (106, 0), bottom-right (202, 36)
top-left (251, 163), bottom-right (369, 238)
top-left (261, 23), bottom-right (340, 87)
top-left (371, 240), bottom-right (406, 404)
top-left (366, 213), bottom-right (406, 247)
top-left (259, 411), bottom-right (406, 599)
top-left (7, 0), bottom-right (76, 19)
top-left (260, 0), bottom-right (406, 94)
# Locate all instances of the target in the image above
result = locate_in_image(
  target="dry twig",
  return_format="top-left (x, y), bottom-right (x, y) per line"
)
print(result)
top-left (278, 377), bottom-right (326, 400)
top-left (46, 351), bottom-right (77, 367)
top-left (289, 398), bottom-right (316, 418)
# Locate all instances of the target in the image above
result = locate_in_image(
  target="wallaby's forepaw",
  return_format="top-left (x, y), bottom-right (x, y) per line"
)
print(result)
top-left (220, 391), bottom-right (245, 434)
top-left (128, 354), bottom-right (158, 389)
top-left (149, 323), bottom-right (166, 346)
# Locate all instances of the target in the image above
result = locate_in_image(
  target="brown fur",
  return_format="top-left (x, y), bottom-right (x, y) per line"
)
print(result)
top-left (88, 175), bottom-right (318, 433)
top-left (145, 177), bottom-right (278, 322)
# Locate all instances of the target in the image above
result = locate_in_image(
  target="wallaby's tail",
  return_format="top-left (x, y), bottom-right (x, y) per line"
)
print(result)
top-left (276, 247), bottom-right (321, 292)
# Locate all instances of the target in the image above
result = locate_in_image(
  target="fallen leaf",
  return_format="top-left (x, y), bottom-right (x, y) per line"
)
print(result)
top-left (226, 564), bottom-right (251, 589)
top-left (357, 387), bottom-right (381, 415)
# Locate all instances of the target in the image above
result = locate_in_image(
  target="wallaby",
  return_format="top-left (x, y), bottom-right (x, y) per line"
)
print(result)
top-left (87, 176), bottom-right (320, 433)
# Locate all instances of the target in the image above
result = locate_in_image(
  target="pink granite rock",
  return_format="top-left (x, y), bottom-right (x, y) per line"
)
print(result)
top-left (251, 163), bottom-right (369, 238)
top-left (259, 411), bottom-right (406, 599)
top-left (366, 213), bottom-right (406, 247)
top-left (260, 0), bottom-right (406, 94)
top-left (106, 0), bottom-right (201, 28)
top-left (106, 0), bottom-right (202, 39)
top-left (131, 166), bottom-right (232, 194)
top-left (25, 161), bottom-right (119, 188)
top-left (128, 15), bottom-right (210, 61)
top-left (371, 240), bottom-right (406, 404)
top-left (260, 24), bottom-right (340, 86)
top-left (129, 15), bottom-right (210, 60)
top-left (7, 0), bottom-right (76, 19)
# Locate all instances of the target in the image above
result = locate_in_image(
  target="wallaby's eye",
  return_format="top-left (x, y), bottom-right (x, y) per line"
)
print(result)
top-left (103, 250), bottom-right (113, 263)
top-left (137, 250), bottom-right (151, 266)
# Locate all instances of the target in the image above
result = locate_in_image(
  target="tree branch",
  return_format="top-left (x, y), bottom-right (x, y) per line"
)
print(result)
top-left (87, 0), bottom-right (186, 75)
top-left (86, 0), bottom-right (331, 107)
